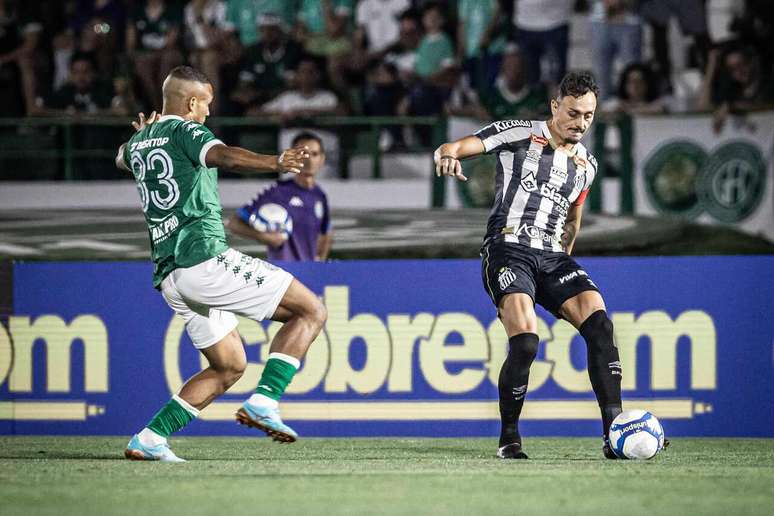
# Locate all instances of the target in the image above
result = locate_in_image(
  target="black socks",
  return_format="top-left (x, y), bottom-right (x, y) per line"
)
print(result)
top-left (579, 310), bottom-right (623, 435)
top-left (498, 332), bottom-right (539, 447)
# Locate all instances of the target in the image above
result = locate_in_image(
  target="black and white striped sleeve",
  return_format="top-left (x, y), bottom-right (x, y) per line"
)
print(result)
top-left (474, 120), bottom-right (534, 153)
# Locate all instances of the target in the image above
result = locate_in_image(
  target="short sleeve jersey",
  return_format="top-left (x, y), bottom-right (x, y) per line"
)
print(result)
top-left (237, 179), bottom-right (331, 262)
top-left (474, 119), bottom-right (598, 252)
top-left (123, 115), bottom-right (229, 287)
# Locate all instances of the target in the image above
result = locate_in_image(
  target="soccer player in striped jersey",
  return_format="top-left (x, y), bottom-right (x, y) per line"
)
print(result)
top-left (434, 71), bottom-right (623, 460)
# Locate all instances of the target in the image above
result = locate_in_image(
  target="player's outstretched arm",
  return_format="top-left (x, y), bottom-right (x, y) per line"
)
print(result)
top-left (205, 145), bottom-right (309, 175)
top-left (433, 136), bottom-right (485, 182)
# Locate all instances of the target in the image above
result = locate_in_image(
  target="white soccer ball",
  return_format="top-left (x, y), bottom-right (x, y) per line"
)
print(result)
top-left (608, 409), bottom-right (665, 460)
top-left (249, 203), bottom-right (293, 238)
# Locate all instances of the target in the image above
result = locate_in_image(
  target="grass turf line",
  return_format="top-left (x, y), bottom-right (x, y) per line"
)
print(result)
top-left (1, 437), bottom-right (772, 516)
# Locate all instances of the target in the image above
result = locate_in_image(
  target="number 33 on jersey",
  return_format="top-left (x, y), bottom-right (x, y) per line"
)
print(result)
top-left (122, 114), bottom-right (230, 288)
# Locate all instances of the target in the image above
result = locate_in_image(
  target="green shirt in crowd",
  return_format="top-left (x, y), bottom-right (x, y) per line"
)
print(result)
top-left (415, 32), bottom-right (454, 78)
top-left (226, 0), bottom-right (295, 46)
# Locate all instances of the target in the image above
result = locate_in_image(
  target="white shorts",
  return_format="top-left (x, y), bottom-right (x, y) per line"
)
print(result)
top-left (160, 248), bottom-right (294, 349)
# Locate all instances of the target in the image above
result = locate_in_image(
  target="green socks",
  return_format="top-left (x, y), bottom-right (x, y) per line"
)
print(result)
top-left (146, 395), bottom-right (200, 438)
top-left (255, 353), bottom-right (300, 401)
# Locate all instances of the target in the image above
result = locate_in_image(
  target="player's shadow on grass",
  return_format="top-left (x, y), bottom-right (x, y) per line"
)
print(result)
top-left (0, 450), bottom-right (124, 460)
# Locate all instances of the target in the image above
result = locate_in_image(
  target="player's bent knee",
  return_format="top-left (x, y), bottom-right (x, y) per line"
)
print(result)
top-left (580, 310), bottom-right (615, 353)
top-left (307, 299), bottom-right (328, 330)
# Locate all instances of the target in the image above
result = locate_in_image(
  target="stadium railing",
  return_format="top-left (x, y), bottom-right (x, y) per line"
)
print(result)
top-left (0, 115), bottom-right (635, 213)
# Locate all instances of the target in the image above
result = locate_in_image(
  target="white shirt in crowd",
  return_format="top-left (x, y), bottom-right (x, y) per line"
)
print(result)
top-left (513, 0), bottom-right (573, 31)
top-left (356, 0), bottom-right (411, 53)
top-left (262, 90), bottom-right (339, 114)
top-left (184, 0), bottom-right (231, 49)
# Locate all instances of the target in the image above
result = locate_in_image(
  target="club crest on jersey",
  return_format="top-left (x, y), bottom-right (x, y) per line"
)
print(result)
top-left (530, 134), bottom-right (548, 146)
top-left (520, 171), bottom-right (538, 192)
top-left (574, 172), bottom-right (585, 191)
top-left (498, 267), bottom-right (517, 290)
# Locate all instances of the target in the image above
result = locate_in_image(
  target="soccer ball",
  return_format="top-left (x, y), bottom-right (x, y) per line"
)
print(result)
top-left (249, 203), bottom-right (293, 239)
top-left (608, 409), bottom-right (665, 460)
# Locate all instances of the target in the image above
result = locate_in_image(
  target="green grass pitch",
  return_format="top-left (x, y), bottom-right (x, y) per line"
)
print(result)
top-left (1, 437), bottom-right (773, 516)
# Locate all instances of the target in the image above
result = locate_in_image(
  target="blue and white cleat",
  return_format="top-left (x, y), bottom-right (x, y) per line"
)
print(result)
top-left (236, 402), bottom-right (298, 443)
top-left (124, 435), bottom-right (186, 462)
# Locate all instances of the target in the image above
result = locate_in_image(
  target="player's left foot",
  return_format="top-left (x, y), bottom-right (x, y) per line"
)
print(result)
top-left (496, 442), bottom-right (529, 459)
top-left (602, 436), bottom-right (619, 459)
top-left (236, 402), bottom-right (298, 443)
top-left (124, 435), bottom-right (186, 462)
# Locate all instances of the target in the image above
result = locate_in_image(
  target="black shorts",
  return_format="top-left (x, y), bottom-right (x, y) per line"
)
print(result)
top-left (480, 240), bottom-right (600, 318)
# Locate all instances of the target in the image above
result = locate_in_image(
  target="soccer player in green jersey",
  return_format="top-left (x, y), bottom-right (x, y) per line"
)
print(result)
top-left (116, 66), bottom-right (328, 462)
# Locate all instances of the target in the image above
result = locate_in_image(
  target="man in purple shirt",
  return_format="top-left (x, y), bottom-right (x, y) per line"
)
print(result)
top-left (228, 132), bottom-right (333, 261)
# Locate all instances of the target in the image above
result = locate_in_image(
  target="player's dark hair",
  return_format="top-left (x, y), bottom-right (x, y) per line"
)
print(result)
top-left (168, 65), bottom-right (212, 85)
top-left (558, 71), bottom-right (600, 99)
top-left (292, 131), bottom-right (324, 152)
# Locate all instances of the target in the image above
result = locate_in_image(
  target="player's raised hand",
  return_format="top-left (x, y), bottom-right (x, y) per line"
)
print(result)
top-left (131, 111), bottom-right (159, 132)
top-left (277, 145), bottom-right (310, 174)
top-left (434, 149), bottom-right (468, 182)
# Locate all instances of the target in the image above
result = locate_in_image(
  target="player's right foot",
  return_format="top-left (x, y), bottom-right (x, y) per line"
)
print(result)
top-left (124, 435), bottom-right (185, 462)
top-left (236, 402), bottom-right (298, 443)
top-left (496, 442), bottom-right (528, 459)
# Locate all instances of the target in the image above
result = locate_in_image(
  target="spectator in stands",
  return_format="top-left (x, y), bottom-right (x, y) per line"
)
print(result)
top-left (698, 44), bottom-right (774, 133)
top-left (184, 0), bottom-right (239, 112)
top-left (639, 0), bottom-right (712, 92)
top-left (294, 0), bottom-right (354, 94)
top-left (227, 131), bottom-right (333, 262)
top-left (457, 0), bottom-right (506, 95)
top-left (354, 0), bottom-right (411, 63)
top-left (478, 42), bottom-right (550, 120)
top-left (226, 0), bottom-right (294, 48)
top-left (383, 9), bottom-right (423, 87)
top-left (44, 52), bottom-right (113, 114)
top-left (407, 3), bottom-right (456, 116)
top-left (588, 0), bottom-right (642, 101)
top-left (363, 59), bottom-right (406, 148)
top-left (231, 13), bottom-right (303, 115)
top-left (126, 0), bottom-right (183, 111)
top-left (603, 62), bottom-right (668, 115)
top-left (729, 0), bottom-right (774, 77)
top-left (0, 0), bottom-right (41, 116)
top-left (259, 56), bottom-right (343, 122)
top-left (510, 0), bottom-right (573, 87)
top-left (67, 0), bottom-right (126, 78)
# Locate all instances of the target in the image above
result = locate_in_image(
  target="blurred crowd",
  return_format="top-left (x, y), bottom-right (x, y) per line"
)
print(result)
top-left (1, 0), bottom-right (773, 133)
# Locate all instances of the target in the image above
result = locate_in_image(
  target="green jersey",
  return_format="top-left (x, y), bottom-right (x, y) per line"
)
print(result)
top-left (123, 115), bottom-right (229, 288)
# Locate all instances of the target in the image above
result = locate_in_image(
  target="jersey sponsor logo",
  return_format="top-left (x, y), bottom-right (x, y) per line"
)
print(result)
top-left (130, 137), bottom-right (169, 152)
top-left (558, 269), bottom-right (588, 284)
top-left (525, 149), bottom-right (541, 164)
top-left (150, 214), bottom-right (180, 245)
top-left (497, 267), bottom-right (517, 291)
top-left (540, 183), bottom-right (570, 214)
top-left (530, 134), bottom-right (548, 146)
top-left (191, 129), bottom-right (205, 139)
top-left (492, 119), bottom-right (531, 132)
top-left (520, 170), bottom-right (538, 192)
top-left (289, 196), bottom-right (304, 207)
top-left (515, 223), bottom-right (560, 244)
top-left (549, 166), bottom-right (568, 181)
